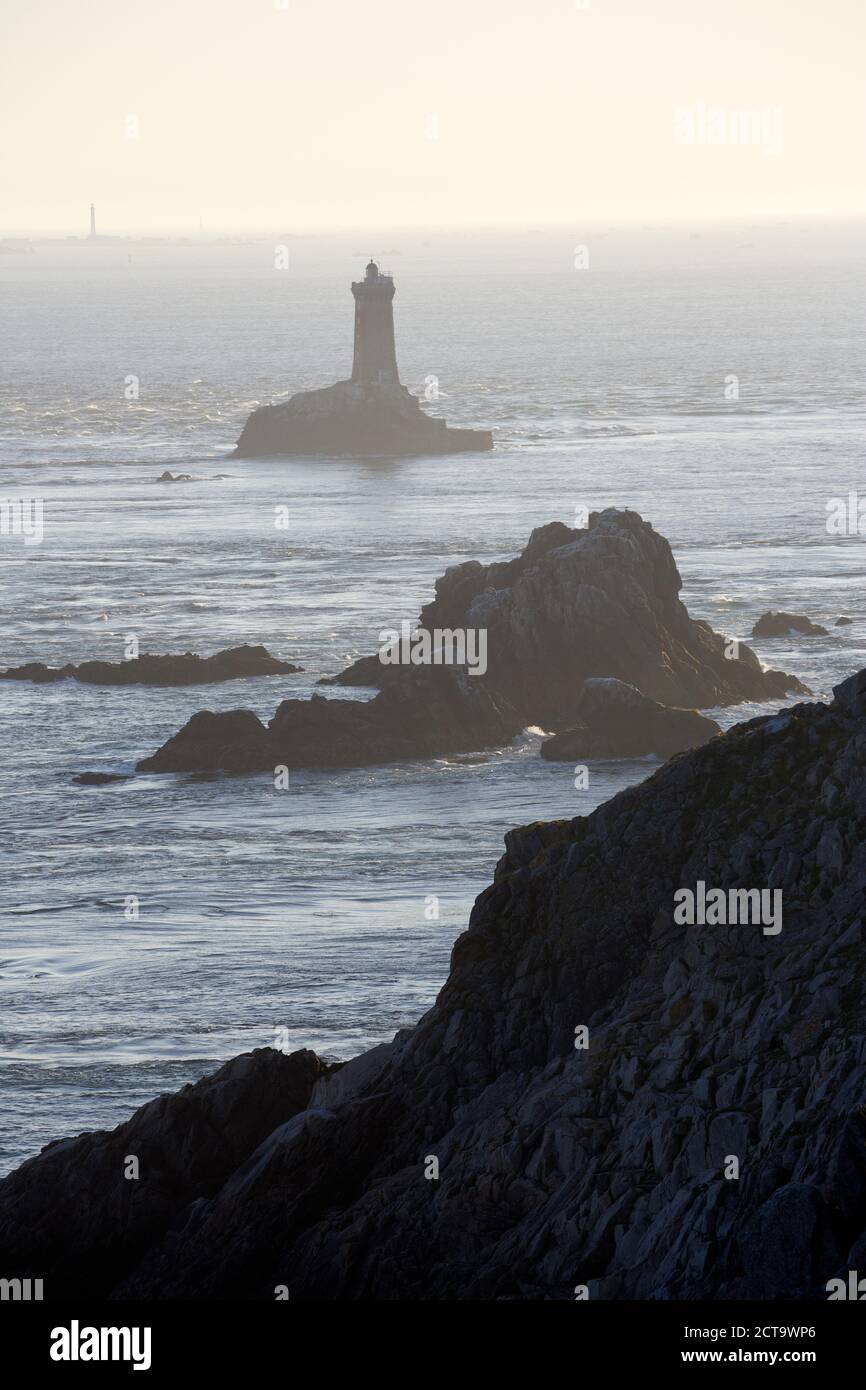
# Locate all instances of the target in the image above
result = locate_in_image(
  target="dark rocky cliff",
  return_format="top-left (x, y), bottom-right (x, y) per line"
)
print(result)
top-left (3, 672), bottom-right (865, 1299)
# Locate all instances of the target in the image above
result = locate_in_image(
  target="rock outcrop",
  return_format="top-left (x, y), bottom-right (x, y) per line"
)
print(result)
top-left (136, 668), bottom-right (521, 773)
top-left (234, 380), bottom-right (493, 458)
top-left (753, 611), bottom-right (829, 638)
top-left (540, 677), bottom-right (720, 761)
top-left (4, 671), bottom-right (866, 1300)
top-left (136, 511), bottom-right (805, 776)
top-left (333, 511), bottom-right (806, 726)
top-left (0, 645), bottom-right (301, 687)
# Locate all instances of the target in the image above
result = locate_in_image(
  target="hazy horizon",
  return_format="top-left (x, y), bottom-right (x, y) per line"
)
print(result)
top-left (6, 213), bottom-right (866, 241)
top-left (4, 0), bottom-right (864, 235)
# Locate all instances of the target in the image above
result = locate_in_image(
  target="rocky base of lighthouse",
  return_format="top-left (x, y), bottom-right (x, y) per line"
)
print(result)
top-left (233, 380), bottom-right (494, 457)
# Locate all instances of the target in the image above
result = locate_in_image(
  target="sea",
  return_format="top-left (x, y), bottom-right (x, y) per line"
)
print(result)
top-left (0, 222), bottom-right (863, 1175)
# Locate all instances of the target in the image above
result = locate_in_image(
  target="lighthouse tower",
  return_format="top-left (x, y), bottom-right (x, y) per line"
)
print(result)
top-left (89, 203), bottom-right (96, 238)
top-left (350, 260), bottom-right (399, 385)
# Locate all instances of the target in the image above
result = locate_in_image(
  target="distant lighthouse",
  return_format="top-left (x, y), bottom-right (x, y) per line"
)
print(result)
top-left (350, 260), bottom-right (399, 385)
top-left (89, 203), bottom-right (96, 239)
top-left (233, 258), bottom-right (494, 455)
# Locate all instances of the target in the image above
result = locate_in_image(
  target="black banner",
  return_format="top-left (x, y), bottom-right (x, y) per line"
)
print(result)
top-left (2, 1297), bottom-right (861, 1374)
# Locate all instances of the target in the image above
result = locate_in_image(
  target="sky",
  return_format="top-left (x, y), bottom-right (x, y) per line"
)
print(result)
top-left (2, 0), bottom-right (864, 234)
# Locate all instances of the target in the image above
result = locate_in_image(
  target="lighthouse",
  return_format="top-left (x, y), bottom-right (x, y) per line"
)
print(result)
top-left (89, 203), bottom-right (96, 239)
top-left (350, 260), bottom-right (399, 385)
top-left (234, 259), bottom-right (494, 455)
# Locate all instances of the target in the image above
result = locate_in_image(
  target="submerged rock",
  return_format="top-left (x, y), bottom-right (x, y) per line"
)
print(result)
top-left (72, 772), bottom-right (130, 786)
top-left (0, 645), bottom-right (302, 687)
top-left (6, 673), bottom-right (866, 1299)
top-left (156, 471), bottom-right (232, 483)
top-left (540, 677), bottom-right (721, 761)
top-left (753, 611), bottom-right (829, 637)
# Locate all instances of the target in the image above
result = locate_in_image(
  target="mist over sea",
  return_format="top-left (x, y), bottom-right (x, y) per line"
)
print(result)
top-left (1, 223), bottom-right (864, 1175)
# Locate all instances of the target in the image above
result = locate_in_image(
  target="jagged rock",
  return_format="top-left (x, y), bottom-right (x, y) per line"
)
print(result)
top-left (235, 381), bottom-right (492, 458)
top-left (0, 645), bottom-right (302, 687)
top-left (753, 611), bottom-right (829, 638)
top-left (156, 470), bottom-right (195, 482)
top-left (334, 510), bottom-right (806, 725)
top-left (0, 1049), bottom-right (324, 1298)
top-left (540, 678), bottom-right (720, 760)
top-left (6, 673), bottom-right (866, 1300)
top-left (136, 667), bottom-right (522, 773)
top-left (138, 511), bottom-right (805, 776)
top-left (837, 616), bottom-right (853, 626)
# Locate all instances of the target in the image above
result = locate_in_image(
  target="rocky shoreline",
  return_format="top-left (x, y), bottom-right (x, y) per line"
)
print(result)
top-left (3, 669), bottom-right (865, 1299)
